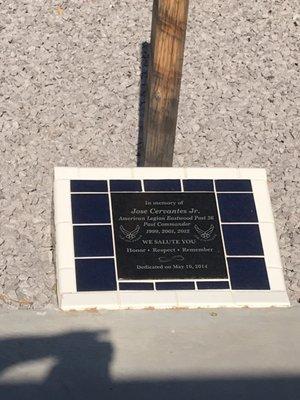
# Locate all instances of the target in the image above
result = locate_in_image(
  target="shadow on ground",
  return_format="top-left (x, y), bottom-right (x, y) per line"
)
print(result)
top-left (0, 331), bottom-right (299, 400)
top-left (137, 41), bottom-right (150, 166)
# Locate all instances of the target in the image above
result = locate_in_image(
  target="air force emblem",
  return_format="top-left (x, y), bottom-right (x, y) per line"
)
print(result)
top-left (194, 224), bottom-right (217, 241)
top-left (119, 225), bottom-right (142, 242)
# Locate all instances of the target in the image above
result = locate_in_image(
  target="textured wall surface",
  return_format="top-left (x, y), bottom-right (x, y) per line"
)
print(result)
top-left (0, 0), bottom-right (299, 308)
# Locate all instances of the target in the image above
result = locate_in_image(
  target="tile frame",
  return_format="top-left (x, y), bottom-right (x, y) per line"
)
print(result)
top-left (54, 167), bottom-right (290, 310)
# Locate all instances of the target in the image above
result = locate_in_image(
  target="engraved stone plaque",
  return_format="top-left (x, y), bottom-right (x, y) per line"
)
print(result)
top-left (111, 192), bottom-right (227, 280)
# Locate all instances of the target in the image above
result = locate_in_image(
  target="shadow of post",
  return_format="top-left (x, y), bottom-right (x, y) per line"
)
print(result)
top-left (137, 41), bottom-right (150, 167)
top-left (0, 330), bottom-right (113, 400)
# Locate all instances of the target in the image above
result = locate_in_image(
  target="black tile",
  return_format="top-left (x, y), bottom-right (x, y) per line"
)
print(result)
top-left (110, 180), bottom-right (142, 192)
top-left (71, 194), bottom-right (110, 224)
top-left (156, 281), bottom-right (195, 290)
top-left (183, 179), bottom-right (214, 192)
top-left (215, 180), bottom-right (252, 192)
top-left (197, 281), bottom-right (230, 289)
top-left (228, 257), bottom-right (270, 290)
top-left (76, 258), bottom-right (117, 291)
top-left (144, 179), bottom-right (181, 192)
top-left (119, 282), bottom-right (154, 290)
top-left (222, 224), bottom-right (264, 255)
top-left (71, 180), bottom-right (108, 192)
top-left (218, 193), bottom-right (258, 222)
top-left (73, 225), bottom-right (114, 257)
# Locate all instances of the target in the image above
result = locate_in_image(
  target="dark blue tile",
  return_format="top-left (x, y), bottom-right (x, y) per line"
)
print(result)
top-left (156, 281), bottom-right (195, 290)
top-left (197, 281), bottom-right (230, 289)
top-left (76, 258), bottom-right (116, 291)
top-left (71, 194), bottom-right (110, 224)
top-left (222, 224), bottom-right (264, 255)
top-left (144, 180), bottom-right (181, 192)
top-left (71, 180), bottom-right (108, 192)
top-left (73, 225), bottom-right (114, 257)
top-left (228, 257), bottom-right (270, 290)
top-left (216, 180), bottom-right (252, 192)
top-left (110, 180), bottom-right (142, 192)
top-left (183, 179), bottom-right (214, 192)
top-left (218, 193), bottom-right (258, 222)
top-left (119, 282), bottom-right (154, 290)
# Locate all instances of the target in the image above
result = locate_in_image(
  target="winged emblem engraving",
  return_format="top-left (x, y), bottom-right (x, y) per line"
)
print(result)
top-left (120, 225), bottom-right (141, 241)
top-left (194, 224), bottom-right (215, 240)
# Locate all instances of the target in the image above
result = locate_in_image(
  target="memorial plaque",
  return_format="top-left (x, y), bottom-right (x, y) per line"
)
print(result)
top-left (54, 167), bottom-right (290, 310)
top-left (111, 192), bottom-right (227, 280)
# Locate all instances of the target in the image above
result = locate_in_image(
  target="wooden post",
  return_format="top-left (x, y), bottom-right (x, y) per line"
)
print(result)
top-left (141, 0), bottom-right (189, 167)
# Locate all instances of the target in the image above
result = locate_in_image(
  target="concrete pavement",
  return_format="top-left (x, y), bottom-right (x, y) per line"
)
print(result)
top-left (0, 307), bottom-right (299, 399)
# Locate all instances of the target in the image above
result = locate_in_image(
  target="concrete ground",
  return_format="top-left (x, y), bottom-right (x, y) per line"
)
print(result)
top-left (0, 307), bottom-right (299, 399)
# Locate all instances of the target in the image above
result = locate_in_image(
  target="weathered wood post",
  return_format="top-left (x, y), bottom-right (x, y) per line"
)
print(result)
top-left (141, 0), bottom-right (189, 167)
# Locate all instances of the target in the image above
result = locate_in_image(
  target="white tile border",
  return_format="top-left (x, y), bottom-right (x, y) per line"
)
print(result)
top-left (119, 291), bottom-right (177, 309)
top-left (55, 223), bottom-right (75, 269)
top-left (238, 168), bottom-right (267, 180)
top-left (58, 268), bottom-right (77, 294)
top-left (60, 292), bottom-right (120, 311)
top-left (176, 290), bottom-right (234, 308)
top-left (259, 223), bottom-right (282, 268)
top-left (78, 168), bottom-right (134, 180)
top-left (54, 180), bottom-right (72, 224)
top-left (55, 167), bottom-right (268, 182)
top-left (54, 167), bottom-right (290, 310)
top-left (55, 167), bottom-right (79, 180)
top-left (60, 290), bottom-right (290, 310)
top-left (231, 291), bottom-right (290, 307)
top-left (267, 268), bottom-right (287, 291)
top-left (252, 180), bottom-right (275, 223)
top-left (132, 167), bottom-right (186, 179)
top-left (185, 168), bottom-right (239, 179)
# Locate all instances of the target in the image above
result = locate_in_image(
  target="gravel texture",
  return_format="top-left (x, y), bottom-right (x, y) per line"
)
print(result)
top-left (0, 0), bottom-right (299, 309)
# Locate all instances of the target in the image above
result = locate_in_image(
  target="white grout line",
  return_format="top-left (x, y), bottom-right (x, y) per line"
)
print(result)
top-left (107, 181), bottom-right (120, 291)
top-left (141, 179), bottom-right (145, 192)
top-left (221, 222), bottom-right (260, 225)
top-left (180, 179), bottom-right (184, 192)
top-left (226, 255), bottom-right (265, 258)
top-left (75, 256), bottom-right (115, 260)
top-left (110, 191), bottom-right (143, 193)
top-left (192, 192), bottom-right (216, 194)
top-left (213, 180), bottom-right (232, 290)
top-left (119, 279), bottom-right (156, 283)
top-left (73, 223), bottom-right (111, 226)
top-left (137, 190), bottom-right (185, 193)
top-left (71, 192), bottom-right (108, 194)
top-left (70, 190), bottom-right (253, 194)
top-left (118, 279), bottom-right (230, 283)
top-left (216, 191), bottom-right (253, 194)
top-left (119, 281), bottom-right (155, 285)
top-left (192, 278), bottom-right (229, 282)
top-left (67, 221), bottom-right (265, 228)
